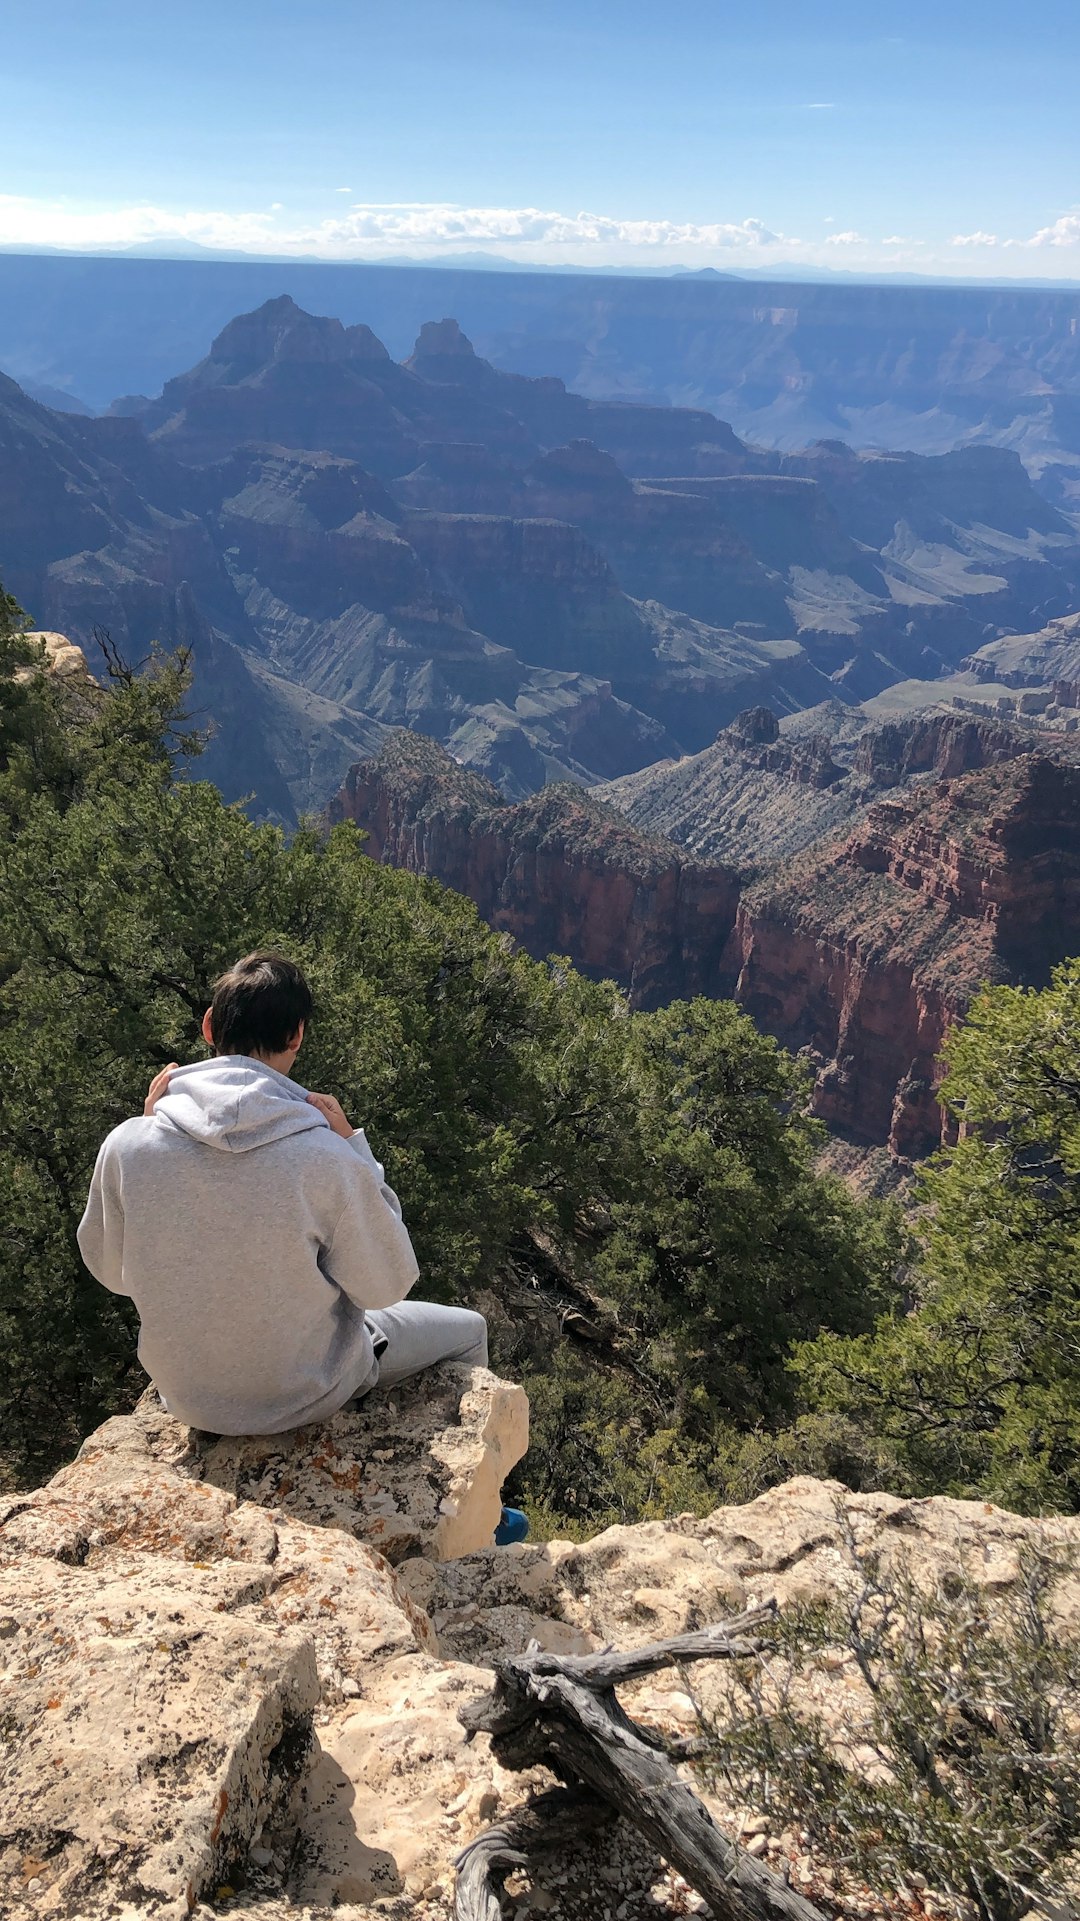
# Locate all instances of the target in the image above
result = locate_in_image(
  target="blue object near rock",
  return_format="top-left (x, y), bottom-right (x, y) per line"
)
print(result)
top-left (494, 1506), bottom-right (530, 1546)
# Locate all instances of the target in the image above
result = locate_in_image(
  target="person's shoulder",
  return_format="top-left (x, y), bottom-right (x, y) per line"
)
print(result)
top-left (109, 1121), bottom-right (157, 1144)
top-left (291, 1127), bottom-right (382, 1184)
top-left (296, 1127), bottom-right (371, 1167)
top-left (101, 1116), bottom-right (160, 1159)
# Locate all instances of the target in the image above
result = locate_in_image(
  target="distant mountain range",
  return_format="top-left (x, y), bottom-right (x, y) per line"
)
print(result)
top-left (2, 254), bottom-right (1080, 501)
top-left (5, 293), bottom-right (1080, 825)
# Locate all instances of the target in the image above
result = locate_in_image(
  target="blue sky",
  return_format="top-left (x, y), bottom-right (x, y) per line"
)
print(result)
top-left (4, 0), bottom-right (1080, 276)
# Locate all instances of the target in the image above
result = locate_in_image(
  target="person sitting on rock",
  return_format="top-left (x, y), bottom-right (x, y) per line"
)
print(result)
top-left (76, 950), bottom-right (495, 1442)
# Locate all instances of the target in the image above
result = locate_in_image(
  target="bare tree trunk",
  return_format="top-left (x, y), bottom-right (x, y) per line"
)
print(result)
top-left (456, 1608), bottom-right (827, 1921)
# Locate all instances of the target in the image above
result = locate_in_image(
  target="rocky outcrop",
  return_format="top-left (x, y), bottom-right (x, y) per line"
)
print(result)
top-left (964, 610), bottom-right (1080, 690)
top-left (17, 630), bottom-right (94, 684)
top-left (850, 709), bottom-right (1033, 785)
top-left (330, 732), bottom-right (741, 1007)
top-left (4, 1378), bottom-right (1079, 1921)
top-left (0, 1366), bottom-right (527, 1919)
top-left (602, 709), bottom-right (854, 869)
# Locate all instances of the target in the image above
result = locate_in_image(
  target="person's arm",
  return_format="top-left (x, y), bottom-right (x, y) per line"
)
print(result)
top-left (323, 1158), bottom-right (420, 1311)
top-left (307, 1092), bottom-right (419, 1307)
top-left (77, 1134), bottom-right (130, 1296)
top-left (343, 1127), bottom-right (405, 1219)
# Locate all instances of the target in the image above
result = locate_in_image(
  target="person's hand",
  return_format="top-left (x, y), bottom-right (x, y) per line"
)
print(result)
top-left (306, 1092), bottom-right (354, 1140)
top-left (144, 1064), bottom-right (179, 1116)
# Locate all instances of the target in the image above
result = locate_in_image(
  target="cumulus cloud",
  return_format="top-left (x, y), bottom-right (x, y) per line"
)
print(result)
top-left (1022, 213), bottom-right (1080, 248)
top-left (314, 203), bottom-right (783, 249)
top-left (2, 191), bottom-right (1072, 275)
top-left (0, 193), bottom-right (790, 258)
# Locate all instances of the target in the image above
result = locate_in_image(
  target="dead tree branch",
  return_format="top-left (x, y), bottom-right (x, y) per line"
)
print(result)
top-left (456, 1607), bottom-right (828, 1921)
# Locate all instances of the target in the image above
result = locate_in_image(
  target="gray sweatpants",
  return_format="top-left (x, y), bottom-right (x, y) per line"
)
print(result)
top-left (350, 1300), bottom-right (489, 1399)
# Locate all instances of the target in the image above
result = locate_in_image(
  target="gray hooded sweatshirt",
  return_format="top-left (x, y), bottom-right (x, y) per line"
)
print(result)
top-left (77, 1057), bottom-right (419, 1435)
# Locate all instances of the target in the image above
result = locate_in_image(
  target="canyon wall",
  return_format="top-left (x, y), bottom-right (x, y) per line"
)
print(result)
top-left (331, 732), bottom-right (742, 1008)
top-left (731, 756), bottom-right (1080, 1154)
top-left (333, 733), bottom-right (1080, 1158)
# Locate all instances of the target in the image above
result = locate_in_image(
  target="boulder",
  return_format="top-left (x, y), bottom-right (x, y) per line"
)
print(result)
top-left (0, 1364), bottom-right (527, 1919)
top-left (16, 630), bottom-right (94, 683)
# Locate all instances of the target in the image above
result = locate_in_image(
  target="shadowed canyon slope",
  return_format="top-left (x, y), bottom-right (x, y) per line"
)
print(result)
top-left (4, 294), bottom-right (1080, 821)
top-left (4, 253), bottom-right (1080, 498)
top-left (333, 723), bottom-right (1080, 1155)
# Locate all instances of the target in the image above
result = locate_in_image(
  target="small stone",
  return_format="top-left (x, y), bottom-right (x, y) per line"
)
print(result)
top-left (250, 1847), bottom-right (273, 1869)
top-left (745, 1834), bottom-right (768, 1858)
top-left (739, 1815), bottom-right (769, 1837)
top-left (341, 1676), bottom-right (361, 1697)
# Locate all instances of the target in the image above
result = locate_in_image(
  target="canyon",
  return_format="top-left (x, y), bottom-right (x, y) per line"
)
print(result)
top-left (4, 254), bottom-right (1080, 503)
top-left (332, 722), bottom-right (1080, 1157)
top-left (3, 295), bottom-right (1080, 824)
top-left (7, 291), bottom-right (1080, 1156)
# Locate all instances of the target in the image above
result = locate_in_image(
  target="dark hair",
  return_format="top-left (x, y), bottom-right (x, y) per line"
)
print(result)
top-left (208, 952), bottom-right (313, 1058)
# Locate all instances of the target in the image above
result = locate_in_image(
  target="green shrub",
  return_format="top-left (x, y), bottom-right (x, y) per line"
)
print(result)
top-left (793, 963), bottom-right (1080, 1513)
top-left (698, 1526), bottom-right (1080, 1921)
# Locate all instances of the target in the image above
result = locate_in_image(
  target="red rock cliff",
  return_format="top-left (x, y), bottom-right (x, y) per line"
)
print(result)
top-left (732, 755), bottom-right (1080, 1155)
top-left (330, 733), bottom-right (741, 1008)
top-left (331, 740), bottom-right (1080, 1158)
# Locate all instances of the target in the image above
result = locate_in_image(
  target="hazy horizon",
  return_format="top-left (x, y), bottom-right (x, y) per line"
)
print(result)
top-left (6, 0), bottom-right (1080, 285)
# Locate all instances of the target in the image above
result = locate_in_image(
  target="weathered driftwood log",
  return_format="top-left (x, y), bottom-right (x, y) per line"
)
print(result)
top-left (456, 1605), bottom-right (827, 1921)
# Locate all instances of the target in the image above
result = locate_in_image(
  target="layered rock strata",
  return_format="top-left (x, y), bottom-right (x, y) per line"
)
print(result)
top-left (334, 732), bottom-right (1080, 1157)
top-left (330, 730), bottom-right (741, 1007)
top-left (733, 755), bottom-right (1080, 1154)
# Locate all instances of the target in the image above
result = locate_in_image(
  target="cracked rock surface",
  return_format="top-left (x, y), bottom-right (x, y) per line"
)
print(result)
top-left (4, 1374), bottom-right (1079, 1921)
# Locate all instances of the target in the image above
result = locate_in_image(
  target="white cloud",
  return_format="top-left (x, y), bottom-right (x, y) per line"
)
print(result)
top-left (801, 101), bottom-right (835, 109)
top-left (0, 193), bottom-right (787, 258)
top-left (315, 203), bottom-right (783, 249)
top-left (1, 191), bottom-right (1074, 277)
top-left (1022, 213), bottom-right (1080, 248)
top-left (0, 194), bottom-right (287, 253)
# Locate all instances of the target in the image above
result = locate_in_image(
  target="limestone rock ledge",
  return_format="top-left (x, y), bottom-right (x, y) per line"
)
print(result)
top-left (3, 1383), bottom-right (1079, 1921)
top-left (0, 1367), bottom-right (528, 1921)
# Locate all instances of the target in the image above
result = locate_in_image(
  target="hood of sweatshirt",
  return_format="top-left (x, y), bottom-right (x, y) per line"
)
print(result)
top-left (152, 1057), bottom-right (331, 1154)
